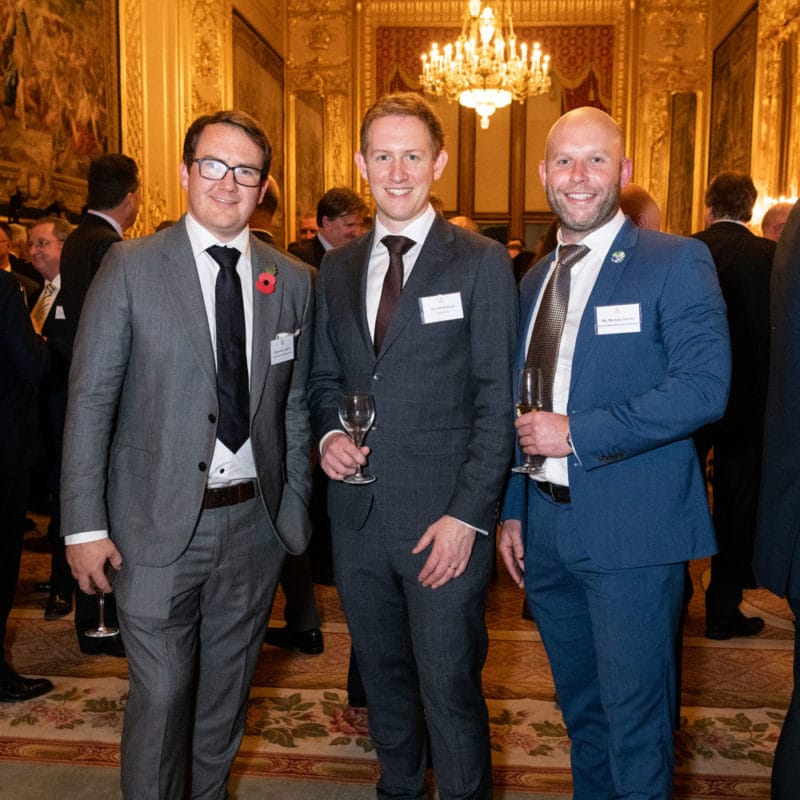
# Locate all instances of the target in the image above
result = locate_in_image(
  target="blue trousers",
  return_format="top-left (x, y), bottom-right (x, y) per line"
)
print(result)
top-left (525, 484), bottom-right (683, 800)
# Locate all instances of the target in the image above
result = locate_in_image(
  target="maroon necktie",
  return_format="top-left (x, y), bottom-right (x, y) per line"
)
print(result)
top-left (374, 235), bottom-right (414, 353)
top-left (525, 244), bottom-right (589, 411)
top-left (208, 245), bottom-right (250, 452)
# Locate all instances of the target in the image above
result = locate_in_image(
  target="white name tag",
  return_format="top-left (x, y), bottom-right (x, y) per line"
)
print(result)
top-left (270, 332), bottom-right (295, 364)
top-left (419, 292), bottom-right (464, 324)
top-left (55, 305), bottom-right (65, 320)
top-left (595, 303), bottom-right (641, 335)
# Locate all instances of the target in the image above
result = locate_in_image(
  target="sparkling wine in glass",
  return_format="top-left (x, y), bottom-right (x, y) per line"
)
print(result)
top-left (338, 391), bottom-right (376, 485)
top-left (512, 367), bottom-right (545, 475)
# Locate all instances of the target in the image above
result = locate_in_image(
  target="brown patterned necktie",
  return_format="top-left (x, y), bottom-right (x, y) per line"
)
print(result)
top-left (524, 244), bottom-right (589, 411)
top-left (374, 235), bottom-right (414, 353)
top-left (207, 244), bottom-right (250, 453)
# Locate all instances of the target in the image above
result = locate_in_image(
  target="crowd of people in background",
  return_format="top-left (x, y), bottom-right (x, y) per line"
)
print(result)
top-left (2, 94), bottom-right (799, 800)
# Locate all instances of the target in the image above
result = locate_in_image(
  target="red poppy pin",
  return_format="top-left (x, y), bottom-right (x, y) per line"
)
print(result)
top-left (256, 265), bottom-right (278, 295)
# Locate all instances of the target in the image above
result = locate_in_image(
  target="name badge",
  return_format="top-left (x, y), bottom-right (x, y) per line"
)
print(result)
top-left (270, 332), bottom-right (295, 364)
top-left (55, 305), bottom-right (66, 320)
top-left (419, 292), bottom-right (464, 324)
top-left (595, 303), bottom-right (641, 335)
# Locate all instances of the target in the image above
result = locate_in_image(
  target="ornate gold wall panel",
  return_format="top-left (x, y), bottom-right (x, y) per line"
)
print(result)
top-left (631, 0), bottom-right (708, 232)
top-left (752, 0), bottom-right (800, 205)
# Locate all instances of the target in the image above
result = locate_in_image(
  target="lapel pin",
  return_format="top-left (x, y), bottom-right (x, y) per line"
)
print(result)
top-left (610, 251), bottom-right (626, 264)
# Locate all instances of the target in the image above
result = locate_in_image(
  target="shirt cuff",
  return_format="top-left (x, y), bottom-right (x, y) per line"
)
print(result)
top-left (64, 530), bottom-right (109, 545)
top-left (319, 429), bottom-right (347, 454)
top-left (452, 516), bottom-right (489, 536)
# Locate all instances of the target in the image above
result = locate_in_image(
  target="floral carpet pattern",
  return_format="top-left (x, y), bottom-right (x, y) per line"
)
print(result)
top-left (0, 677), bottom-right (780, 793)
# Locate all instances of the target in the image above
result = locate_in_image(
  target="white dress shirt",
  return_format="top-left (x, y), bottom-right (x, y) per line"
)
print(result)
top-left (524, 209), bottom-right (626, 486)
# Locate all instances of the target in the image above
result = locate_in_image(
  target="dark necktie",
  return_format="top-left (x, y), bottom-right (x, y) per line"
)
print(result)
top-left (525, 244), bottom-right (589, 411)
top-left (208, 245), bottom-right (250, 453)
top-left (374, 235), bottom-right (414, 353)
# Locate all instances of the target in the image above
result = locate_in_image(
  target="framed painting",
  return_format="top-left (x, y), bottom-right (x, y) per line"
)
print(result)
top-left (233, 12), bottom-right (284, 238)
top-left (0, 0), bottom-right (120, 218)
top-left (293, 91), bottom-right (324, 229)
top-left (708, 5), bottom-right (758, 179)
top-left (666, 92), bottom-right (697, 236)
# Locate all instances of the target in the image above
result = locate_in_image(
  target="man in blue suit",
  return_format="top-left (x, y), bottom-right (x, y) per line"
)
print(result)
top-left (499, 107), bottom-right (730, 799)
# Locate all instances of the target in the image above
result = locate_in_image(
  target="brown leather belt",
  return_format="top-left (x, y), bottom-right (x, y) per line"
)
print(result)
top-left (202, 481), bottom-right (256, 509)
top-left (536, 481), bottom-right (571, 504)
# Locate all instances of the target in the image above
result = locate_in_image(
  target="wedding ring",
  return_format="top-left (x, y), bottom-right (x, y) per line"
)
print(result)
top-left (448, 564), bottom-right (457, 570)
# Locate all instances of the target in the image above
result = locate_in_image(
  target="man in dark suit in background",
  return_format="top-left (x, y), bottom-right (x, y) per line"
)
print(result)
top-left (61, 110), bottom-right (314, 798)
top-left (0, 221), bottom-right (39, 303)
top-left (692, 171), bottom-right (774, 640)
top-left (308, 92), bottom-right (517, 800)
top-left (59, 153), bottom-right (141, 347)
top-left (58, 153), bottom-right (140, 656)
top-left (500, 107), bottom-right (730, 799)
top-left (754, 199), bottom-right (800, 800)
top-left (288, 187), bottom-right (368, 268)
top-left (0, 270), bottom-right (52, 702)
top-left (27, 216), bottom-right (75, 621)
top-left (248, 175), bottom-right (283, 248)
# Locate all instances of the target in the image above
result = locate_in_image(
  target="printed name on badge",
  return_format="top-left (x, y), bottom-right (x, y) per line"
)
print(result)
top-left (419, 292), bottom-right (464, 324)
top-left (595, 303), bottom-right (641, 335)
top-left (270, 332), bottom-right (295, 364)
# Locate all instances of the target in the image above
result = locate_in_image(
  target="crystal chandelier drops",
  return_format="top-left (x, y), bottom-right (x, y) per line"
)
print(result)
top-left (420, 0), bottom-right (551, 130)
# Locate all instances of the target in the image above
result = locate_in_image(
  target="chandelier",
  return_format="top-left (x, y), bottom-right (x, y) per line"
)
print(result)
top-left (420, 0), bottom-right (551, 130)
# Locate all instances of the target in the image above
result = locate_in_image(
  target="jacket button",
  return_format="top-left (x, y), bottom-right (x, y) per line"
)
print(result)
top-left (373, 373), bottom-right (381, 381)
top-left (208, 413), bottom-right (216, 423)
top-left (198, 462), bottom-right (207, 472)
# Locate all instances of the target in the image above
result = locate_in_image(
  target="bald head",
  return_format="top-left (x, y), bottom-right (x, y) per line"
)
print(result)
top-left (620, 183), bottom-right (662, 231)
top-left (761, 202), bottom-right (794, 242)
top-left (539, 106), bottom-right (632, 242)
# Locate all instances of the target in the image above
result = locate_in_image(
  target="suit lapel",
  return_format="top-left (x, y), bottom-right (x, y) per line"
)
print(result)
top-left (249, 239), bottom-right (283, 415)
top-left (376, 216), bottom-right (455, 358)
top-left (569, 220), bottom-right (640, 391)
top-left (161, 221), bottom-right (218, 395)
top-left (345, 235), bottom-right (374, 355)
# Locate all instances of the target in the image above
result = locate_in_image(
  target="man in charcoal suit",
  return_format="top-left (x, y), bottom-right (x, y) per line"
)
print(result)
top-left (500, 107), bottom-right (730, 799)
top-left (0, 270), bottom-right (52, 702)
top-left (308, 92), bottom-right (517, 799)
top-left (61, 110), bottom-right (314, 799)
top-left (58, 153), bottom-right (141, 655)
top-left (27, 216), bottom-right (75, 620)
top-left (288, 187), bottom-right (368, 268)
top-left (692, 171), bottom-right (774, 640)
top-left (754, 199), bottom-right (800, 799)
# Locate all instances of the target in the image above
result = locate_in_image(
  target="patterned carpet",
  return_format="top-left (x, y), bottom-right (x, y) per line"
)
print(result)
top-left (2, 523), bottom-right (793, 799)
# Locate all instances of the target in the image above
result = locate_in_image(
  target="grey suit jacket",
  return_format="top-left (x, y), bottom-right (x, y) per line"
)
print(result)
top-left (308, 215), bottom-right (518, 536)
top-left (61, 216), bottom-right (314, 566)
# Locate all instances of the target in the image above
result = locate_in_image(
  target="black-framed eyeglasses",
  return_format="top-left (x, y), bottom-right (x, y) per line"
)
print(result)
top-left (193, 158), bottom-right (265, 187)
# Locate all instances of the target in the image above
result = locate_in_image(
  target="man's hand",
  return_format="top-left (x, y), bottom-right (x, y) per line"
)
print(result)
top-left (413, 515), bottom-right (477, 589)
top-left (499, 519), bottom-right (525, 588)
top-left (66, 539), bottom-right (123, 595)
top-left (516, 411), bottom-right (572, 458)
top-left (320, 432), bottom-right (371, 481)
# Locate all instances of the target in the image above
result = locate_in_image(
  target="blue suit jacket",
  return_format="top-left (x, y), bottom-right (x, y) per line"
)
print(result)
top-left (502, 219), bottom-right (731, 568)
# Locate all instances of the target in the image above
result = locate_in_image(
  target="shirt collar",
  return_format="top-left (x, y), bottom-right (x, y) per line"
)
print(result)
top-left (556, 208), bottom-right (626, 261)
top-left (373, 204), bottom-right (437, 251)
top-left (184, 213), bottom-right (251, 261)
top-left (87, 209), bottom-right (123, 237)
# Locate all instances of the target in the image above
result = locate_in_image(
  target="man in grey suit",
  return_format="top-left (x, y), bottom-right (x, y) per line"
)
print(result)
top-left (308, 93), bottom-right (518, 800)
top-left (61, 110), bottom-right (314, 799)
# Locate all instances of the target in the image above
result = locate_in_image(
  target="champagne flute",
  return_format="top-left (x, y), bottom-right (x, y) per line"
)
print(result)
top-left (338, 391), bottom-right (377, 485)
top-left (512, 367), bottom-right (545, 475)
top-left (85, 563), bottom-right (119, 639)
